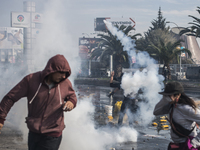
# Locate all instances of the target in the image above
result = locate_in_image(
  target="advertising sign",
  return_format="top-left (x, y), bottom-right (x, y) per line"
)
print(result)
top-left (181, 52), bottom-right (185, 57)
top-left (94, 18), bottom-right (110, 32)
top-left (94, 17), bottom-right (136, 31)
top-left (0, 27), bottom-right (23, 63)
top-left (0, 27), bottom-right (23, 50)
top-left (180, 46), bottom-right (185, 57)
top-left (79, 37), bottom-right (101, 59)
top-left (32, 13), bottom-right (42, 23)
top-left (11, 12), bottom-right (30, 28)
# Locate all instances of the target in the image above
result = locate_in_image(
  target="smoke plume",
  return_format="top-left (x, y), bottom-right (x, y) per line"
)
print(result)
top-left (1, 0), bottom-right (138, 149)
top-left (104, 20), bottom-right (164, 125)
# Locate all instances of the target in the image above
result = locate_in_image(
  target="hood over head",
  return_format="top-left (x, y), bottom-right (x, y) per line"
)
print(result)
top-left (41, 54), bottom-right (71, 81)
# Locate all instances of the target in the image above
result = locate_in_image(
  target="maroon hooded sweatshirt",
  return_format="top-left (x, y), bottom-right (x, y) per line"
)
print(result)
top-left (0, 54), bottom-right (77, 137)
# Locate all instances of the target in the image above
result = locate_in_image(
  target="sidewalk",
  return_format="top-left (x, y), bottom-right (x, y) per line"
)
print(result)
top-left (75, 77), bottom-right (200, 88)
top-left (74, 77), bottom-right (110, 86)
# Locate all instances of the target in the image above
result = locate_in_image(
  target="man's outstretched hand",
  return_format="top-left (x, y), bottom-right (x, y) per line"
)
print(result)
top-left (63, 101), bottom-right (74, 112)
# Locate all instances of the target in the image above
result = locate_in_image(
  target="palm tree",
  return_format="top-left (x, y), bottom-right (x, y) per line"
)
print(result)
top-left (135, 7), bottom-right (192, 80)
top-left (150, 38), bottom-right (192, 79)
top-left (180, 6), bottom-right (200, 37)
top-left (89, 25), bottom-right (141, 69)
top-left (135, 29), bottom-right (177, 63)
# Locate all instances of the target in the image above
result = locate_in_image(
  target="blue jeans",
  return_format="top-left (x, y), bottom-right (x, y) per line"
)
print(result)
top-left (28, 131), bottom-right (62, 150)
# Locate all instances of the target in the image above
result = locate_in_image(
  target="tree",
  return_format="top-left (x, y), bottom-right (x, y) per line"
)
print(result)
top-left (150, 7), bottom-right (168, 30)
top-left (89, 25), bottom-right (141, 69)
top-left (150, 38), bottom-right (191, 79)
top-left (135, 29), bottom-right (177, 63)
top-left (135, 7), bottom-right (193, 79)
top-left (135, 7), bottom-right (171, 61)
top-left (180, 6), bottom-right (200, 37)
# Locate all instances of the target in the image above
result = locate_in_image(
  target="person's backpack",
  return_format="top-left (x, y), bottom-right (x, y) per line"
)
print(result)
top-left (169, 107), bottom-right (195, 138)
top-left (171, 118), bottom-right (195, 138)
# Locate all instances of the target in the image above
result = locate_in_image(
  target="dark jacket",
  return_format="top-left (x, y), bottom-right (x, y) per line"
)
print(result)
top-left (110, 73), bottom-right (124, 89)
top-left (0, 54), bottom-right (77, 135)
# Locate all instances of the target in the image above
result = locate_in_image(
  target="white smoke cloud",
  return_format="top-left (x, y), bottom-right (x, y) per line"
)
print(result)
top-left (104, 19), bottom-right (164, 125)
top-left (104, 20), bottom-right (136, 56)
top-left (2, 1), bottom-right (138, 149)
top-left (60, 97), bottom-right (137, 150)
top-left (4, 99), bottom-right (28, 144)
top-left (1, 0), bottom-right (200, 149)
top-left (32, 0), bottom-right (80, 80)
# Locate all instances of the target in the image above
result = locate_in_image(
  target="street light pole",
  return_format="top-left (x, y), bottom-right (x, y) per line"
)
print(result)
top-left (166, 21), bottom-right (182, 79)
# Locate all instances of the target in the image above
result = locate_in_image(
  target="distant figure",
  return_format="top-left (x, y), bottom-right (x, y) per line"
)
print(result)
top-left (108, 64), bottom-right (123, 97)
top-left (109, 64), bottom-right (138, 127)
top-left (154, 81), bottom-right (200, 150)
top-left (163, 69), bottom-right (168, 82)
top-left (0, 54), bottom-right (77, 150)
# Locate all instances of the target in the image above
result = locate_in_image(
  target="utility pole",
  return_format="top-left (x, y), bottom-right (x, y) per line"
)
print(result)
top-left (166, 21), bottom-right (182, 79)
top-left (110, 55), bottom-right (113, 76)
top-left (11, 1), bottom-right (42, 73)
top-left (23, 1), bottom-right (35, 73)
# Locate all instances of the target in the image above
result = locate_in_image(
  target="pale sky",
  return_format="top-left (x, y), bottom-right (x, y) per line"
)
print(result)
top-left (1, 0), bottom-right (200, 48)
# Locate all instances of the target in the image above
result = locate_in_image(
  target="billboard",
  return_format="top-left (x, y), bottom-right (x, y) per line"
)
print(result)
top-left (94, 17), bottom-right (136, 31)
top-left (94, 18), bottom-right (110, 32)
top-left (0, 27), bottom-right (23, 49)
top-left (0, 27), bottom-right (23, 63)
top-left (11, 12), bottom-right (43, 27)
top-left (32, 13), bottom-right (42, 23)
top-left (79, 37), bottom-right (101, 59)
top-left (11, 12), bottom-right (30, 28)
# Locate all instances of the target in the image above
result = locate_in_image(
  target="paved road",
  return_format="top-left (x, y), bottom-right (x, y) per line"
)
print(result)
top-left (0, 84), bottom-right (199, 150)
top-left (0, 126), bottom-right (27, 150)
top-left (0, 124), bottom-right (170, 150)
top-left (0, 129), bottom-right (169, 150)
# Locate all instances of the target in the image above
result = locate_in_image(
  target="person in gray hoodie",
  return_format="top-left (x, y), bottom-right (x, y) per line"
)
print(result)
top-left (153, 81), bottom-right (200, 150)
top-left (0, 54), bottom-right (77, 150)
